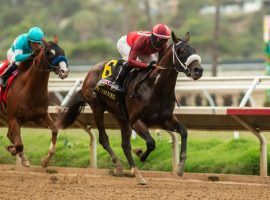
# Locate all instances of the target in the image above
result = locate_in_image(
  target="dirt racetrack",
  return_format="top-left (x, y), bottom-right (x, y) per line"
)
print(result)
top-left (0, 165), bottom-right (270, 200)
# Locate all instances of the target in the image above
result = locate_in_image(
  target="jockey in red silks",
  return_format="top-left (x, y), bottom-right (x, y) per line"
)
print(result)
top-left (111, 23), bottom-right (171, 92)
top-left (0, 27), bottom-right (45, 87)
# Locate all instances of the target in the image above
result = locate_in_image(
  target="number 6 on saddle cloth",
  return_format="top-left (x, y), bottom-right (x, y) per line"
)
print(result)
top-left (96, 59), bottom-right (128, 94)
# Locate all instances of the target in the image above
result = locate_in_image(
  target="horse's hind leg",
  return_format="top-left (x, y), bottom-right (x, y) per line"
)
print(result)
top-left (132, 119), bottom-right (155, 162)
top-left (117, 118), bottom-right (146, 185)
top-left (159, 115), bottom-right (187, 176)
top-left (7, 118), bottom-right (30, 167)
top-left (92, 107), bottom-right (123, 176)
top-left (40, 113), bottom-right (58, 168)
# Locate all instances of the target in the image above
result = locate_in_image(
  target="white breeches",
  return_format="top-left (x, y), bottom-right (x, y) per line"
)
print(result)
top-left (116, 36), bottom-right (157, 63)
top-left (7, 48), bottom-right (21, 65)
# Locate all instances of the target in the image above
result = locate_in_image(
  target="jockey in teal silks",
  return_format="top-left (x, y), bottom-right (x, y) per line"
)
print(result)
top-left (0, 27), bottom-right (45, 86)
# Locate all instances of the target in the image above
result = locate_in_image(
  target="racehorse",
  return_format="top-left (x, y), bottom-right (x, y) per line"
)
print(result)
top-left (56, 32), bottom-right (203, 185)
top-left (1, 36), bottom-right (69, 167)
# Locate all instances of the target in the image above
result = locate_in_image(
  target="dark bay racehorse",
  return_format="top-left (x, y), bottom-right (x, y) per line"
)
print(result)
top-left (56, 32), bottom-right (203, 184)
top-left (2, 36), bottom-right (69, 167)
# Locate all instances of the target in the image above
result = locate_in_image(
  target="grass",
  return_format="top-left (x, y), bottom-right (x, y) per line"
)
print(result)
top-left (0, 128), bottom-right (269, 175)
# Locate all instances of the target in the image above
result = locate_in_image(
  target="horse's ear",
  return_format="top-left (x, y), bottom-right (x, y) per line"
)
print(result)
top-left (171, 31), bottom-right (179, 43)
top-left (53, 35), bottom-right (58, 44)
top-left (42, 38), bottom-right (49, 47)
top-left (184, 32), bottom-right (190, 42)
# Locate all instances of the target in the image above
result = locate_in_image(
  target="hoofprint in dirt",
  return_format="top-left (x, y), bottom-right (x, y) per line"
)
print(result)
top-left (0, 166), bottom-right (269, 200)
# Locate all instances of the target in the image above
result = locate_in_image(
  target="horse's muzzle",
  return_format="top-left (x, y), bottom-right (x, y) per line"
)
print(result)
top-left (192, 67), bottom-right (203, 80)
top-left (58, 61), bottom-right (69, 79)
top-left (59, 69), bottom-right (69, 79)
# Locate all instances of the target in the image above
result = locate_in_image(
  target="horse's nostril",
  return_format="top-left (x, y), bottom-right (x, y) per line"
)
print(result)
top-left (194, 67), bottom-right (199, 73)
top-left (194, 67), bottom-right (203, 74)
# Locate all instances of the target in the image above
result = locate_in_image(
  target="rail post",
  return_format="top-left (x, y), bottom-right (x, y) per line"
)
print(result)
top-left (166, 131), bottom-right (180, 173)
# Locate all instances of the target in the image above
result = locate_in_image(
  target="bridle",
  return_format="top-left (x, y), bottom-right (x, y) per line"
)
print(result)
top-left (33, 46), bottom-right (68, 72)
top-left (172, 41), bottom-right (201, 73)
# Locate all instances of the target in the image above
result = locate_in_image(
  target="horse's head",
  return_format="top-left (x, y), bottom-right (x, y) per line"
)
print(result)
top-left (40, 36), bottom-right (69, 79)
top-left (171, 31), bottom-right (203, 80)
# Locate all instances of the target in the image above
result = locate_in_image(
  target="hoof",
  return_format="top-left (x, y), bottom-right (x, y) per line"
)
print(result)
top-left (21, 159), bottom-right (30, 167)
top-left (139, 155), bottom-right (147, 162)
top-left (16, 153), bottom-right (30, 167)
top-left (41, 157), bottom-right (49, 168)
top-left (114, 166), bottom-right (124, 177)
top-left (177, 163), bottom-right (184, 176)
top-left (21, 154), bottom-right (30, 167)
top-left (137, 178), bottom-right (147, 185)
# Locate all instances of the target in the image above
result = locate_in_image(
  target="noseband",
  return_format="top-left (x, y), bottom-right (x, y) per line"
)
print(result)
top-left (49, 55), bottom-right (68, 71)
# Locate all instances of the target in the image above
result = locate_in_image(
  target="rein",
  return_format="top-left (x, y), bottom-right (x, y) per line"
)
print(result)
top-left (33, 58), bottom-right (53, 72)
top-left (155, 42), bottom-right (201, 74)
top-left (33, 48), bottom-right (53, 72)
top-left (33, 48), bottom-right (67, 72)
top-left (153, 45), bottom-right (183, 72)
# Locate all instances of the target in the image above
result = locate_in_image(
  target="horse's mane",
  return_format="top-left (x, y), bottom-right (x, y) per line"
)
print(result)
top-left (157, 43), bottom-right (173, 64)
top-left (18, 59), bottom-right (34, 73)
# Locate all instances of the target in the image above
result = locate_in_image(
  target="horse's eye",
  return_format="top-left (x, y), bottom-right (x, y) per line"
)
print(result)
top-left (178, 48), bottom-right (185, 54)
top-left (50, 49), bottom-right (56, 56)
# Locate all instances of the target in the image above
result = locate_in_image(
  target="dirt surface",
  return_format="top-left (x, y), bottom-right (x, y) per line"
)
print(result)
top-left (0, 166), bottom-right (270, 200)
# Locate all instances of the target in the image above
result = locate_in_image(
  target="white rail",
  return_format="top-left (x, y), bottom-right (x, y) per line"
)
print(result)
top-left (48, 76), bottom-right (270, 107)
top-left (48, 76), bottom-right (270, 92)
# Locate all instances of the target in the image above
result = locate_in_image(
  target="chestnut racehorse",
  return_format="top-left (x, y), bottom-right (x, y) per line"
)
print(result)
top-left (57, 32), bottom-right (203, 184)
top-left (2, 36), bottom-right (69, 167)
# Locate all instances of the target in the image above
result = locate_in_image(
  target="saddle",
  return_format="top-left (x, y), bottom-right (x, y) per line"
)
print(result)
top-left (95, 59), bottom-right (154, 119)
top-left (95, 59), bottom-right (153, 100)
top-left (0, 60), bottom-right (19, 105)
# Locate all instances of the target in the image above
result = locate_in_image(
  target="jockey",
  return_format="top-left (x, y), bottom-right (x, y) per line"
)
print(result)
top-left (111, 23), bottom-right (171, 92)
top-left (0, 26), bottom-right (45, 87)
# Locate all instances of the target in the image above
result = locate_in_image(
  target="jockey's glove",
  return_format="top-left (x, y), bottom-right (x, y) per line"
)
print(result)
top-left (30, 52), bottom-right (36, 59)
top-left (147, 60), bottom-right (157, 68)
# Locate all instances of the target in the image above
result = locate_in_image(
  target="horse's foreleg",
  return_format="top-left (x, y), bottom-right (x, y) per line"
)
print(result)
top-left (40, 113), bottom-right (58, 168)
top-left (159, 115), bottom-right (187, 176)
top-left (132, 119), bottom-right (155, 162)
top-left (92, 108), bottom-right (123, 176)
top-left (7, 118), bottom-right (30, 167)
top-left (117, 118), bottom-right (146, 185)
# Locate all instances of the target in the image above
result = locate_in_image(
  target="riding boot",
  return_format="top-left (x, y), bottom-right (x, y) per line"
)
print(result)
top-left (111, 62), bottom-right (131, 93)
top-left (0, 63), bottom-right (18, 87)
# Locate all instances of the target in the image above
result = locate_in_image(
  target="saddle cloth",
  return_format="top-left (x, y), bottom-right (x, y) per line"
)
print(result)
top-left (95, 59), bottom-right (124, 100)
top-left (0, 60), bottom-right (19, 105)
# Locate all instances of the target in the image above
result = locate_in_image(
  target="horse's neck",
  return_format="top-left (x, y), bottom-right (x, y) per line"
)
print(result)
top-left (153, 49), bottom-right (178, 94)
top-left (24, 57), bottom-right (50, 94)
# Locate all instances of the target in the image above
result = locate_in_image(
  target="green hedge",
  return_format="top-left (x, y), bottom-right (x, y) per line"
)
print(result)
top-left (0, 128), bottom-right (268, 175)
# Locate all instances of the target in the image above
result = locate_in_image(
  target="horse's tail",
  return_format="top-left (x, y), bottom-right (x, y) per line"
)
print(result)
top-left (56, 89), bottom-right (86, 129)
